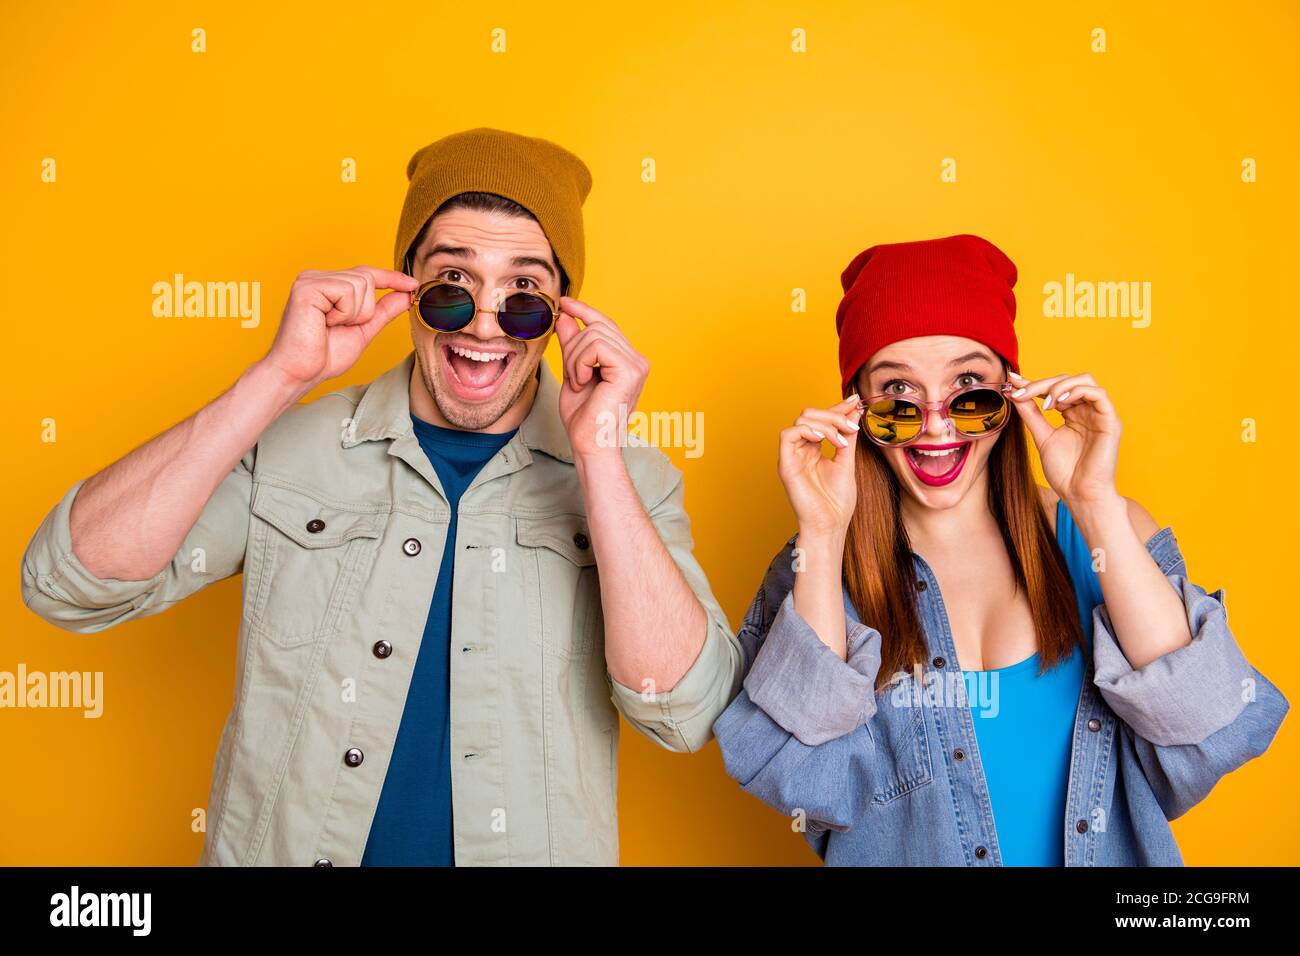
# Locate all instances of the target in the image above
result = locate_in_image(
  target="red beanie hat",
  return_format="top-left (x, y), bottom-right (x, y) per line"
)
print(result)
top-left (835, 234), bottom-right (1019, 393)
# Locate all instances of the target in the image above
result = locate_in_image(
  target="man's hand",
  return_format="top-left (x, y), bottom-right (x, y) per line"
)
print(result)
top-left (554, 297), bottom-right (650, 460)
top-left (264, 266), bottom-right (418, 394)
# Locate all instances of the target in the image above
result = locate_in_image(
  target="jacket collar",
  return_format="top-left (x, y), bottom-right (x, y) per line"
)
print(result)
top-left (343, 348), bottom-right (575, 463)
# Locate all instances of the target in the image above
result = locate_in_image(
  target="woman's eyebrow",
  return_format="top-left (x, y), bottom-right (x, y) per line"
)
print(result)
top-left (946, 351), bottom-right (997, 367)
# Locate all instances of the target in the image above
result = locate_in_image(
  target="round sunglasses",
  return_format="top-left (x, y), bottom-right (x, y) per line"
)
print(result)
top-left (858, 381), bottom-right (1018, 447)
top-left (409, 279), bottom-right (559, 342)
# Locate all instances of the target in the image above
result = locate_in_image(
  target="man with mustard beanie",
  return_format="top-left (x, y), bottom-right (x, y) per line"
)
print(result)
top-left (20, 127), bottom-right (742, 866)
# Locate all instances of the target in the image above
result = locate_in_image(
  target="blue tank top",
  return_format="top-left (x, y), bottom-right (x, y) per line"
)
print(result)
top-left (961, 499), bottom-right (1103, 866)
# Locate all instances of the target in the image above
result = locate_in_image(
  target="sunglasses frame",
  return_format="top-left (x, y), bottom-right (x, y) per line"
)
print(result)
top-left (856, 381), bottom-right (1020, 448)
top-left (408, 277), bottom-right (560, 343)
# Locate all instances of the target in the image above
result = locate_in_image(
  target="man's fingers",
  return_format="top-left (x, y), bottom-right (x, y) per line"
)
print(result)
top-left (350, 265), bottom-right (420, 293)
top-left (372, 288), bottom-right (413, 326)
top-left (558, 296), bottom-right (620, 330)
top-left (555, 313), bottom-right (581, 351)
top-left (570, 337), bottom-right (633, 389)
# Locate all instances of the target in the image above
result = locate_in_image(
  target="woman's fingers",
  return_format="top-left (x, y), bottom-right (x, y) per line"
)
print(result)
top-left (793, 406), bottom-right (861, 446)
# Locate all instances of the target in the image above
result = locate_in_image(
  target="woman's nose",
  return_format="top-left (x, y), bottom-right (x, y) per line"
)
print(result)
top-left (925, 401), bottom-right (954, 438)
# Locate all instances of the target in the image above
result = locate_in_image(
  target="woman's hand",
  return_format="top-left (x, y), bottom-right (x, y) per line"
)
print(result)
top-left (1007, 369), bottom-right (1121, 507)
top-left (778, 396), bottom-right (864, 539)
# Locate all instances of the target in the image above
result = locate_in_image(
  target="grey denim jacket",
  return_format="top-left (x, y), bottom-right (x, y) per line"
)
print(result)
top-left (713, 525), bottom-right (1289, 865)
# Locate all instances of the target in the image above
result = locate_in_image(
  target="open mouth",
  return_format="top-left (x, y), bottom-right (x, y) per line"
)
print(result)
top-left (440, 342), bottom-right (515, 400)
top-left (904, 442), bottom-right (971, 486)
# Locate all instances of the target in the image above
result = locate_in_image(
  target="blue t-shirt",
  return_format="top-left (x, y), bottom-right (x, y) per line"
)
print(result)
top-left (962, 499), bottom-right (1100, 866)
top-left (360, 414), bottom-right (517, 866)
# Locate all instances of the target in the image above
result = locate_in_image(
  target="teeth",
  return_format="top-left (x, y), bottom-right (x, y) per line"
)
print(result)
top-left (911, 447), bottom-right (960, 457)
top-left (449, 345), bottom-right (507, 363)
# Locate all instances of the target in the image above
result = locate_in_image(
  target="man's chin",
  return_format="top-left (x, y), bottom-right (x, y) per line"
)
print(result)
top-left (430, 369), bottom-right (531, 431)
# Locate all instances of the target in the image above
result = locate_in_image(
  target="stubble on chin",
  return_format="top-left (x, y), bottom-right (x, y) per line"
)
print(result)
top-left (415, 346), bottom-right (536, 431)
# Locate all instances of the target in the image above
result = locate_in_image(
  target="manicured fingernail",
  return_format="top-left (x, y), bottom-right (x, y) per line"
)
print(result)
top-left (1058, 390), bottom-right (1071, 402)
top-left (1012, 387), bottom-right (1026, 397)
top-left (1043, 395), bottom-right (1053, 410)
top-left (1009, 370), bottom-right (1025, 380)
top-left (845, 419), bottom-right (860, 431)
top-left (846, 393), bottom-right (859, 402)
top-left (835, 433), bottom-right (848, 447)
top-left (812, 429), bottom-right (825, 439)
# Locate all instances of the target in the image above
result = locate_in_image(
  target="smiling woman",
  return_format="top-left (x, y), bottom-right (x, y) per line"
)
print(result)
top-left (712, 233), bottom-right (1289, 868)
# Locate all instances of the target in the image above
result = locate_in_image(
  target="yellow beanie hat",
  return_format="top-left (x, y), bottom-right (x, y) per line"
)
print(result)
top-left (394, 127), bottom-right (593, 297)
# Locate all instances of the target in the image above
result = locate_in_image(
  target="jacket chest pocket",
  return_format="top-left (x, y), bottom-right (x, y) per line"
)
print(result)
top-left (246, 483), bottom-right (385, 647)
top-left (516, 514), bottom-right (598, 661)
top-left (868, 686), bottom-right (935, 804)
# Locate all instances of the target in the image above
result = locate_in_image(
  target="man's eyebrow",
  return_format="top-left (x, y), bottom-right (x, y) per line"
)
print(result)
top-left (420, 243), bottom-right (475, 263)
top-left (419, 244), bottom-right (557, 279)
top-left (509, 255), bottom-right (557, 280)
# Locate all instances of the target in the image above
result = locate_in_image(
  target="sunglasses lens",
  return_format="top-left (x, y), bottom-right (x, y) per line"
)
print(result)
top-left (417, 283), bottom-right (475, 332)
top-left (865, 398), bottom-right (925, 445)
top-left (499, 292), bottom-right (554, 341)
top-left (949, 388), bottom-right (1009, 436)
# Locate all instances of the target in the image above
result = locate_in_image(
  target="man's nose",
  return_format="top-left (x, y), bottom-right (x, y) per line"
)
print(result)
top-left (464, 290), bottom-right (504, 339)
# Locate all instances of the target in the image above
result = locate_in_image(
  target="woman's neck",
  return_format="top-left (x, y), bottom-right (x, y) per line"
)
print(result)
top-left (898, 472), bottom-right (999, 553)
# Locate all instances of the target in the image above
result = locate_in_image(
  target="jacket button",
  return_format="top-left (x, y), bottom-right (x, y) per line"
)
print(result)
top-left (953, 748), bottom-right (965, 761)
top-left (373, 640), bottom-right (392, 659)
top-left (573, 532), bottom-right (590, 550)
top-left (916, 578), bottom-right (928, 592)
top-left (974, 845), bottom-right (988, 859)
top-left (344, 748), bottom-right (364, 767)
top-left (306, 518), bottom-right (326, 534)
top-left (313, 858), bottom-right (333, 867)
top-left (1087, 718), bottom-right (1102, 732)
top-left (1076, 819), bottom-right (1089, 834)
top-left (402, 538), bottom-right (422, 556)
top-left (932, 656), bottom-right (946, 668)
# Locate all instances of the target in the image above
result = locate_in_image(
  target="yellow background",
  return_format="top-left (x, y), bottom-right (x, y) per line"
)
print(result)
top-left (2, 0), bottom-right (1297, 865)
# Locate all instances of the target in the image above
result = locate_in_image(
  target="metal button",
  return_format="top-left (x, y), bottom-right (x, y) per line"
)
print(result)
top-left (402, 538), bottom-right (422, 556)
top-left (916, 578), bottom-right (928, 592)
top-left (1076, 819), bottom-right (1089, 834)
top-left (1087, 718), bottom-right (1101, 732)
top-left (344, 748), bottom-right (364, 767)
top-left (313, 858), bottom-right (333, 868)
top-left (573, 532), bottom-right (590, 550)
top-left (306, 518), bottom-right (326, 534)
top-left (373, 640), bottom-right (392, 659)
top-left (932, 656), bottom-right (946, 669)
top-left (953, 748), bottom-right (966, 761)
top-left (974, 845), bottom-right (988, 859)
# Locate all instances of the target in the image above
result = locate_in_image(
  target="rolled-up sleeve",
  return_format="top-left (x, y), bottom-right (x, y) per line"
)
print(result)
top-left (743, 592), bottom-right (881, 746)
top-left (607, 454), bottom-right (743, 753)
top-left (710, 539), bottom-right (883, 841)
top-left (20, 452), bottom-right (255, 633)
top-left (1091, 526), bottom-right (1286, 747)
top-left (1091, 526), bottom-right (1289, 817)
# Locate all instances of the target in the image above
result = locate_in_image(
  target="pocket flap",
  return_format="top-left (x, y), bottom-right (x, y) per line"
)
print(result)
top-left (251, 483), bottom-right (385, 548)
top-left (516, 514), bottom-right (597, 567)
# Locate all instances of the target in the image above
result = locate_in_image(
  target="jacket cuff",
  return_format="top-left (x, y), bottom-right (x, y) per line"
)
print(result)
top-left (608, 611), bottom-right (742, 753)
top-left (21, 478), bottom-right (166, 612)
top-left (1092, 576), bottom-right (1250, 746)
top-left (742, 591), bottom-right (879, 746)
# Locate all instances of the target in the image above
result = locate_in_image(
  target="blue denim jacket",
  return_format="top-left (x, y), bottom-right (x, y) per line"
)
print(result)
top-left (712, 522), bottom-right (1289, 865)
